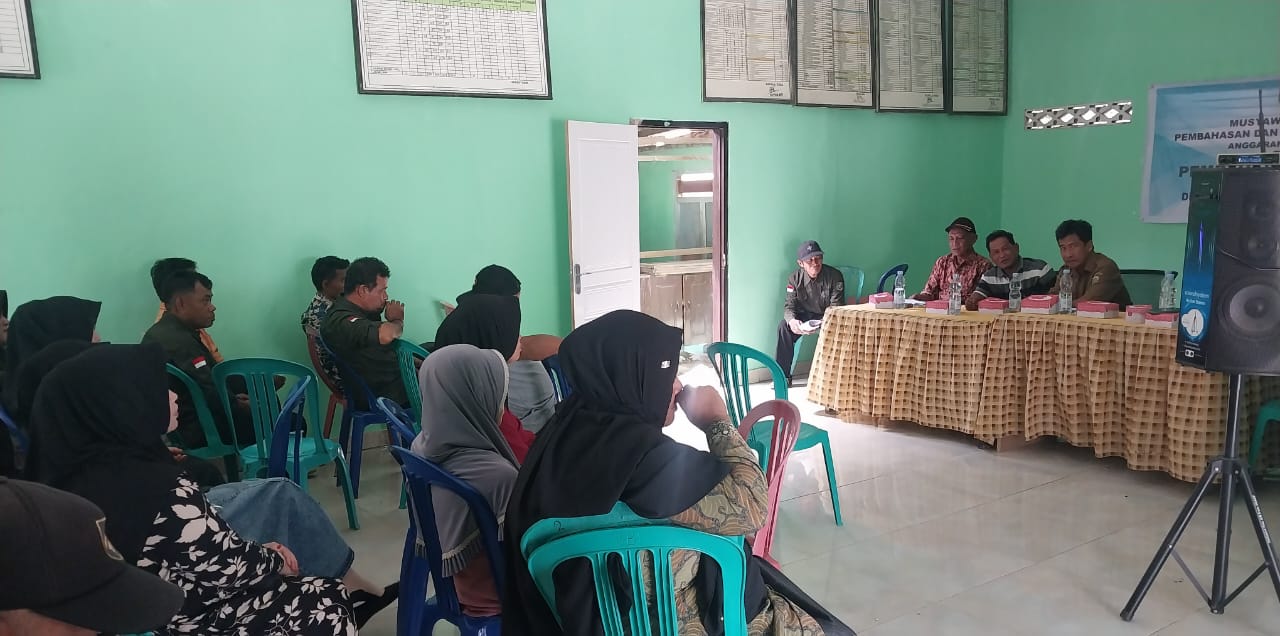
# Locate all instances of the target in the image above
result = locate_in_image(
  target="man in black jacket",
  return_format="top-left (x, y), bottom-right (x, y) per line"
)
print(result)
top-left (777, 240), bottom-right (845, 383)
top-left (143, 271), bottom-right (251, 449)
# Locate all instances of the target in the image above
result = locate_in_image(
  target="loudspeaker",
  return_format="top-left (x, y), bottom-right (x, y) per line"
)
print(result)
top-left (1178, 166), bottom-right (1280, 375)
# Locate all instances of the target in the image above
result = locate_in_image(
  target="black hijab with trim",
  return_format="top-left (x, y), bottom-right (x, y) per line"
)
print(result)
top-left (502, 310), bottom-right (735, 635)
top-left (456, 264), bottom-right (521, 305)
top-left (434, 293), bottom-right (522, 360)
top-left (29, 344), bottom-right (183, 561)
top-left (2, 296), bottom-right (101, 413)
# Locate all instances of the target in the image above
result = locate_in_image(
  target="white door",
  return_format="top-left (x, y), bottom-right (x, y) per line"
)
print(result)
top-left (566, 120), bottom-right (641, 327)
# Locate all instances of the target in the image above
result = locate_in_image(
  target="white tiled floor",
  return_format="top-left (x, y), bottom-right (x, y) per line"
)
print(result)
top-left (314, 381), bottom-right (1280, 635)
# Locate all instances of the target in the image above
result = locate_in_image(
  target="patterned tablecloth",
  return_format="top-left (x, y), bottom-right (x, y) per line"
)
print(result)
top-left (808, 304), bottom-right (1280, 482)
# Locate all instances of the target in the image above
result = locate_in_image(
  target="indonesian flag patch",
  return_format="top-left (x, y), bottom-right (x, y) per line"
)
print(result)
top-left (786, 285), bottom-right (795, 293)
top-left (193, 356), bottom-right (208, 369)
top-left (348, 316), bottom-right (360, 323)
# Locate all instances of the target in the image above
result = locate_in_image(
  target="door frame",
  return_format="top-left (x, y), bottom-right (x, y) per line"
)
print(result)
top-left (633, 119), bottom-right (729, 343)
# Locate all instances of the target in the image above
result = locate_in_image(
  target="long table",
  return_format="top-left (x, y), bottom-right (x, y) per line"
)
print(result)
top-left (808, 304), bottom-right (1280, 482)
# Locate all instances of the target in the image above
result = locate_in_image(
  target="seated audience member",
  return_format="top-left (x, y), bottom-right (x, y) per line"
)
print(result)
top-left (0, 477), bottom-right (184, 636)
top-left (143, 270), bottom-right (253, 448)
top-left (777, 240), bottom-right (845, 383)
top-left (320, 256), bottom-right (407, 408)
top-left (1049, 219), bottom-right (1133, 306)
top-left (16, 340), bottom-right (222, 489)
top-left (965, 230), bottom-right (1058, 310)
top-left (28, 344), bottom-right (359, 634)
top-left (301, 256), bottom-right (349, 383)
top-left (1, 296), bottom-right (101, 424)
top-left (441, 263), bottom-right (523, 316)
top-left (410, 344), bottom-right (519, 617)
top-left (914, 216), bottom-right (992, 303)
top-left (503, 310), bottom-right (855, 636)
top-left (150, 258), bottom-right (222, 364)
top-left (434, 294), bottom-right (539, 454)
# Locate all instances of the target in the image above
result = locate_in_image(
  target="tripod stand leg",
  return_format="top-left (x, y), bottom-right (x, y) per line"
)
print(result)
top-left (1121, 462), bottom-right (1220, 621)
top-left (1210, 461), bottom-right (1237, 612)
top-left (1234, 463), bottom-right (1280, 603)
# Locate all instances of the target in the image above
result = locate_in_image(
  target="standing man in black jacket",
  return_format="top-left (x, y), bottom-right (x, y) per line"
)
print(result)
top-left (777, 240), bottom-right (845, 384)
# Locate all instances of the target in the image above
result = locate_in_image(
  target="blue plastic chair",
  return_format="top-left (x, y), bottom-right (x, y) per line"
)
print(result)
top-left (165, 364), bottom-right (241, 481)
top-left (212, 358), bottom-right (359, 530)
top-left (0, 403), bottom-right (26, 458)
top-left (377, 397), bottom-right (419, 510)
top-left (1248, 400), bottom-right (1280, 478)
top-left (707, 342), bottom-right (843, 526)
top-left (317, 334), bottom-right (394, 499)
top-left (520, 502), bottom-right (748, 636)
top-left (396, 339), bottom-right (430, 427)
top-left (388, 446), bottom-right (504, 636)
top-left (876, 263), bottom-right (909, 293)
top-left (542, 355), bottom-right (572, 401)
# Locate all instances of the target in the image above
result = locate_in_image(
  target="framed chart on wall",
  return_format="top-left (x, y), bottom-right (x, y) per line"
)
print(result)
top-left (351, 0), bottom-right (552, 99)
top-left (875, 0), bottom-right (944, 112)
top-left (0, 0), bottom-right (39, 79)
top-left (948, 0), bottom-right (1007, 114)
top-left (702, 0), bottom-right (793, 103)
top-left (794, 0), bottom-right (875, 108)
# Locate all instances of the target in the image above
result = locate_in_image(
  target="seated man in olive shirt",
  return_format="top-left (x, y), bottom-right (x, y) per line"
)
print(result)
top-left (1048, 219), bottom-right (1133, 307)
top-left (777, 240), bottom-right (845, 384)
top-left (143, 270), bottom-right (253, 449)
top-left (319, 257), bottom-right (407, 409)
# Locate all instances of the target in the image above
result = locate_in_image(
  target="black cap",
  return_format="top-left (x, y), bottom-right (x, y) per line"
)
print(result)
top-left (945, 217), bottom-right (977, 234)
top-left (797, 240), bottom-right (824, 261)
top-left (0, 477), bottom-right (184, 633)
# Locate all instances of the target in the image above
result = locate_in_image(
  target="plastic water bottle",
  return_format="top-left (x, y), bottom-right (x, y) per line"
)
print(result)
top-left (1058, 268), bottom-right (1073, 313)
top-left (948, 274), bottom-right (962, 315)
top-left (1008, 272), bottom-right (1022, 312)
top-left (893, 271), bottom-right (906, 309)
top-left (1159, 271), bottom-right (1177, 311)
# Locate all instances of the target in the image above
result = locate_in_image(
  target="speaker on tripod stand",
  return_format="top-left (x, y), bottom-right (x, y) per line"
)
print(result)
top-left (1123, 164), bottom-right (1280, 620)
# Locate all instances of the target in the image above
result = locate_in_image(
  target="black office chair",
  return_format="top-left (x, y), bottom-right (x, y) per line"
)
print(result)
top-left (876, 263), bottom-right (910, 294)
top-left (1120, 269), bottom-right (1176, 307)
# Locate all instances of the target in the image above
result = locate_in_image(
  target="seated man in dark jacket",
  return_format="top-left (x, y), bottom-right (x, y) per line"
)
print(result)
top-left (777, 240), bottom-right (845, 383)
top-left (320, 257), bottom-right (407, 409)
top-left (143, 271), bottom-right (252, 449)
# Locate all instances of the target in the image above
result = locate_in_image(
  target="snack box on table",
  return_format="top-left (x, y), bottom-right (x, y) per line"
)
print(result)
top-left (1021, 295), bottom-right (1057, 314)
top-left (924, 299), bottom-right (950, 315)
top-left (1146, 312), bottom-right (1176, 328)
top-left (1125, 304), bottom-right (1152, 324)
top-left (1077, 301), bottom-right (1119, 319)
top-left (978, 298), bottom-right (1010, 314)
top-left (869, 292), bottom-right (896, 309)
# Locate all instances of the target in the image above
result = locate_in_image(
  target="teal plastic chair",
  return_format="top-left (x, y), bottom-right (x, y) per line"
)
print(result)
top-left (520, 503), bottom-right (748, 636)
top-left (876, 263), bottom-right (909, 293)
top-left (395, 339), bottom-right (430, 427)
top-left (707, 342), bottom-right (843, 526)
top-left (212, 358), bottom-right (359, 530)
top-left (1248, 400), bottom-right (1280, 478)
top-left (834, 265), bottom-right (865, 303)
top-left (165, 364), bottom-right (240, 481)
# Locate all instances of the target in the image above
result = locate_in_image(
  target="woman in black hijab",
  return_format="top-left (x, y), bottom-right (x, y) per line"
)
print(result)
top-left (29, 344), bottom-right (359, 635)
top-left (503, 310), bottom-right (852, 636)
top-left (456, 264), bottom-right (522, 305)
top-left (1, 296), bottom-right (101, 420)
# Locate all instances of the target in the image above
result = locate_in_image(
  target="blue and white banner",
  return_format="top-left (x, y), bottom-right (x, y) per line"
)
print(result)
top-left (1141, 76), bottom-right (1280, 224)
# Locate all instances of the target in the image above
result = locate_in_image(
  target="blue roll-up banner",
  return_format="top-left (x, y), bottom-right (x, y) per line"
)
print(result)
top-left (1141, 76), bottom-right (1280, 224)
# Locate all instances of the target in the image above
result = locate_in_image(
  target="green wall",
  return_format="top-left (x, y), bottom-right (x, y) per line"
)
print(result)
top-left (1000, 0), bottom-right (1280, 272)
top-left (639, 155), bottom-right (711, 254)
top-left (0, 0), bottom-right (1003, 362)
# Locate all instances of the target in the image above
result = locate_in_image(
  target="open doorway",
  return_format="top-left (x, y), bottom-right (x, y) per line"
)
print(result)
top-left (633, 120), bottom-right (728, 370)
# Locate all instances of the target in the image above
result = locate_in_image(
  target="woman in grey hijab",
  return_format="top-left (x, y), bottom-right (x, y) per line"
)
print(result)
top-left (410, 344), bottom-right (517, 618)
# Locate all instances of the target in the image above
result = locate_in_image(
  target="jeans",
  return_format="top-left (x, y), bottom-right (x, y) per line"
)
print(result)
top-left (207, 478), bottom-right (355, 579)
